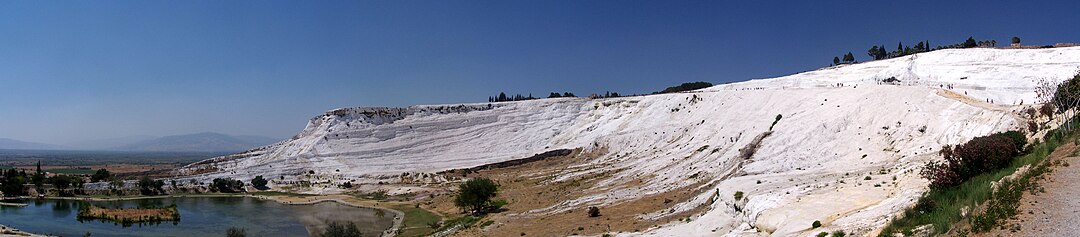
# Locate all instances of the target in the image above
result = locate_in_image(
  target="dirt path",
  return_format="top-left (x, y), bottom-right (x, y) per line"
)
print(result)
top-left (980, 141), bottom-right (1080, 236)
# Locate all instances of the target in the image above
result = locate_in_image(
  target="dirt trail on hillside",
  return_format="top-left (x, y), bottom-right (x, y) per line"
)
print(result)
top-left (936, 89), bottom-right (1009, 113)
top-left (978, 141), bottom-right (1080, 236)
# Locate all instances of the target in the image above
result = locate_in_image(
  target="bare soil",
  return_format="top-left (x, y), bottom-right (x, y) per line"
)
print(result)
top-left (422, 148), bottom-right (714, 236)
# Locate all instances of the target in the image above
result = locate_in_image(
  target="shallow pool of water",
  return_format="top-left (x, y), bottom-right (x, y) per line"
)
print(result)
top-left (0, 197), bottom-right (395, 237)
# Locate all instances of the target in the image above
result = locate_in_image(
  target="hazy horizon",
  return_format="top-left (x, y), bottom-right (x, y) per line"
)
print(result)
top-left (3, 1), bottom-right (1079, 145)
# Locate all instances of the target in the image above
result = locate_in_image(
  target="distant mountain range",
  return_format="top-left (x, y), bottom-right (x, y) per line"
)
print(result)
top-left (1, 132), bottom-right (280, 152)
top-left (0, 138), bottom-right (67, 150)
top-left (112, 132), bottom-right (280, 152)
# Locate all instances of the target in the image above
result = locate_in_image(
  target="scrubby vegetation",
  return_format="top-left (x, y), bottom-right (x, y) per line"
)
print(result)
top-left (655, 82), bottom-right (713, 94)
top-left (879, 126), bottom-right (1067, 236)
top-left (920, 131), bottom-right (1027, 190)
top-left (588, 206), bottom-right (601, 217)
top-left (211, 178), bottom-right (245, 193)
top-left (251, 175), bottom-right (269, 190)
top-left (770, 114), bottom-right (783, 130)
top-left (454, 177), bottom-right (500, 215)
top-left (76, 204), bottom-right (180, 227)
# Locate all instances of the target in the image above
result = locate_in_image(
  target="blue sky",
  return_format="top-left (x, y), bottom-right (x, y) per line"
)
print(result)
top-left (1, 1), bottom-right (1078, 145)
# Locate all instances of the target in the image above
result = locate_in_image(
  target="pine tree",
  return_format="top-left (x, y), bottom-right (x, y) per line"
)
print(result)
top-left (833, 56), bottom-right (840, 65)
top-left (963, 37), bottom-right (978, 48)
top-left (868, 46), bottom-right (880, 60)
top-left (897, 42), bottom-right (904, 54)
top-left (879, 45), bottom-right (887, 59)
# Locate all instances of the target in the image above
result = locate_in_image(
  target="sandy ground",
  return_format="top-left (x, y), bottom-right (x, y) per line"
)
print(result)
top-left (977, 140), bottom-right (1080, 236)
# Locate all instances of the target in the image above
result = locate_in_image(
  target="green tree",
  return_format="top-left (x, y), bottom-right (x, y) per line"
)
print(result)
top-left (963, 37), bottom-right (978, 48)
top-left (868, 46), bottom-right (880, 60)
top-left (1012, 36), bottom-right (1021, 44)
top-left (842, 52), bottom-right (855, 63)
top-left (50, 175), bottom-right (73, 193)
top-left (211, 178), bottom-right (245, 193)
top-left (454, 177), bottom-right (499, 215)
top-left (1, 169), bottom-right (27, 197)
top-left (251, 175), bottom-right (269, 190)
top-left (91, 169), bottom-right (112, 183)
top-left (879, 45), bottom-right (887, 58)
top-left (138, 176), bottom-right (164, 195)
top-left (833, 56), bottom-right (840, 65)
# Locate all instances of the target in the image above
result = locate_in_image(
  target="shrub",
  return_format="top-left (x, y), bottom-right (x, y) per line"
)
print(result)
top-left (211, 178), bottom-right (245, 193)
top-left (1040, 103), bottom-right (1054, 118)
top-left (831, 230), bottom-right (846, 237)
top-left (491, 199), bottom-right (508, 211)
top-left (656, 82), bottom-right (713, 94)
top-left (733, 191), bottom-right (744, 201)
top-left (915, 198), bottom-right (936, 214)
top-left (226, 227), bottom-right (246, 237)
top-left (320, 221), bottom-right (362, 237)
top-left (588, 206), bottom-right (601, 217)
top-left (251, 176), bottom-right (269, 190)
top-left (812, 220), bottom-right (822, 228)
top-left (816, 232), bottom-right (827, 237)
top-left (770, 114), bottom-right (783, 130)
top-left (921, 131), bottom-right (1027, 190)
top-left (454, 177), bottom-right (499, 215)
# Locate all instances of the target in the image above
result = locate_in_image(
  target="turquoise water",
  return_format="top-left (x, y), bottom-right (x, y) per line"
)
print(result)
top-left (0, 197), bottom-right (395, 237)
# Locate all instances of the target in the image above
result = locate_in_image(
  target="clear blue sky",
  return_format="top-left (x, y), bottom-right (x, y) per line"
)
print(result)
top-left (2, 1), bottom-right (1078, 145)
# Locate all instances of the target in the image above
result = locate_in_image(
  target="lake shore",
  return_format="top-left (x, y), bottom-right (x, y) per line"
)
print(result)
top-left (18, 193), bottom-right (410, 237)
top-left (0, 224), bottom-right (48, 237)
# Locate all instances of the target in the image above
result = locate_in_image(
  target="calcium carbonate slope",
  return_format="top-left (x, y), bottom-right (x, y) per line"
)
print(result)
top-left (180, 47), bottom-right (1080, 236)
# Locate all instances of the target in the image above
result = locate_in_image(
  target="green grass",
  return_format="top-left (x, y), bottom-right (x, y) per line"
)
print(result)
top-left (433, 215), bottom-right (481, 234)
top-left (394, 204), bottom-right (443, 237)
top-left (878, 131), bottom-right (1065, 236)
top-left (45, 168), bottom-right (96, 175)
